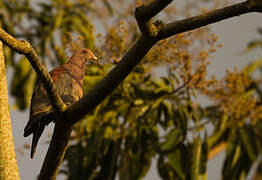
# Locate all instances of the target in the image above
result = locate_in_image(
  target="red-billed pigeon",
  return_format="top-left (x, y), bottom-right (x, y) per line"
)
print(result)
top-left (24, 48), bottom-right (97, 159)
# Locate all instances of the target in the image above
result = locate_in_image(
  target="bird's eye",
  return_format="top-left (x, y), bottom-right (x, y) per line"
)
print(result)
top-left (82, 49), bottom-right (88, 53)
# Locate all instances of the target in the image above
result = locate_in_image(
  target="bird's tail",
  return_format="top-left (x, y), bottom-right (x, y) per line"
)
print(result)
top-left (30, 121), bottom-right (45, 159)
top-left (24, 113), bottom-right (55, 158)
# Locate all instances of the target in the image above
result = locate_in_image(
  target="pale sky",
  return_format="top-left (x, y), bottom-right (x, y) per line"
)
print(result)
top-left (5, 3), bottom-right (262, 180)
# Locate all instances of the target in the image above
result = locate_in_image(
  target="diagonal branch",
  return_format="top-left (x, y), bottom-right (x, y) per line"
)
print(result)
top-left (65, 0), bottom-right (262, 127)
top-left (65, 37), bottom-right (156, 127)
top-left (0, 29), bottom-right (67, 113)
top-left (135, 0), bottom-right (173, 36)
top-left (135, 0), bottom-right (173, 22)
top-left (46, 2), bottom-right (261, 175)
top-left (156, 1), bottom-right (258, 40)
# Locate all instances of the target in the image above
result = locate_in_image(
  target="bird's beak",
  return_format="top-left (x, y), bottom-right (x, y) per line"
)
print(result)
top-left (89, 55), bottom-right (98, 64)
top-left (92, 56), bottom-right (98, 61)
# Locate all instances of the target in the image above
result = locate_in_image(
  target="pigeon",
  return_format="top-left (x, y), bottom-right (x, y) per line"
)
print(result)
top-left (24, 48), bottom-right (97, 158)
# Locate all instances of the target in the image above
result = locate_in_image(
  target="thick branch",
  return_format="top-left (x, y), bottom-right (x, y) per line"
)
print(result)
top-left (0, 28), bottom-right (67, 113)
top-left (39, 37), bottom-right (156, 179)
top-left (157, 1), bottom-right (257, 40)
top-left (38, 123), bottom-right (71, 180)
top-left (135, 0), bottom-right (173, 37)
top-left (66, 0), bottom-right (261, 127)
top-left (248, 0), bottom-right (262, 12)
top-left (135, 0), bottom-right (173, 22)
top-left (65, 37), bottom-right (156, 126)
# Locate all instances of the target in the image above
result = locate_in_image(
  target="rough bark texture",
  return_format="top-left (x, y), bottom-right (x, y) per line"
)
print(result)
top-left (38, 123), bottom-right (72, 180)
top-left (0, 28), bottom-right (66, 113)
top-left (0, 41), bottom-right (20, 180)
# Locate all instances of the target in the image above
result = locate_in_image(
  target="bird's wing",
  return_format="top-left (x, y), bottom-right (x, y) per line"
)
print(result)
top-left (24, 79), bottom-right (53, 158)
top-left (51, 65), bottom-right (83, 104)
top-left (24, 65), bottom-right (83, 136)
top-left (24, 65), bottom-right (84, 158)
top-left (24, 78), bottom-right (53, 137)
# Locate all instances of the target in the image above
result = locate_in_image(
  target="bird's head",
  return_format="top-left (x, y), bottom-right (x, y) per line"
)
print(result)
top-left (72, 48), bottom-right (98, 65)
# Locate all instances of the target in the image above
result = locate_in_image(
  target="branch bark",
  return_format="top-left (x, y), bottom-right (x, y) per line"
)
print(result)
top-left (0, 29), bottom-right (67, 113)
top-left (156, 1), bottom-right (257, 40)
top-left (135, 0), bottom-right (173, 37)
top-left (65, 0), bottom-right (261, 126)
top-left (38, 124), bottom-right (72, 180)
top-left (65, 37), bottom-right (156, 127)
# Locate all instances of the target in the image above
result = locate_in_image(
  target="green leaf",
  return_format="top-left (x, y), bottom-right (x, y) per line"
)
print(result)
top-left (134, 99), bottom-right (144, 106)
top-left (167, 147), bottom-right (186, 179)
top-left (97, 140), bottom-right (118, 180)
top-left (207, 115), bottom-right (228, 148)
top-left (199, 134), bottom-right (208, 176)
top-left (243, 58), bottom-right (262, 76)
top-left (222, 134), bottom-right (241, 179)
top-left (161, 128), bottom-right (183, 152)
top-left (240, 126), bottom-right (258, 161)
top-left (173, 105), bottom-right (188, 138)
top-left (157, 155), bottom-right (175, 180)
top-left (119, 131), bottom-right (153, 180)
top-left (158, 101), bottom-right (173, 129)
top-left (187, 137), bottom-right (201, 180)
top-left (54, 8), bottom-right (64, 29)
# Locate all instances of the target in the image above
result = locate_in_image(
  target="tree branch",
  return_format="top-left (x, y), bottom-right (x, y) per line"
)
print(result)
top-left (38, 124), bottom-right (72, 180)
top-left (156, 1), bottom-right (258, 40)
top-left (65, 37), bottom-right (156, 126)
top-left (41, 2), bottom-right (260, 176)
top-left (65, 0), bottom-right (262, 127)
top-left (0, 28), bottom-right (67, 113)
top-left (135, 0), bottom-right (173, 22)
top-left (135, 0), bottom-right (173, 37)
top-left (44, 2), bottom-right (259, 176)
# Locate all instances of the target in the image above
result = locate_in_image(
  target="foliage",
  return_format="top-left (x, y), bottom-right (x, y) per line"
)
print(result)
top-left (2, 0), bottom-right (262, 179)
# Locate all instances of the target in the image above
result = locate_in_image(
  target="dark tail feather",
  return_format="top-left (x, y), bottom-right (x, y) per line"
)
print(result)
top-left (24, 113), bottom-right (55, 138)
top-left (30, 123), bottom-right (45, 159)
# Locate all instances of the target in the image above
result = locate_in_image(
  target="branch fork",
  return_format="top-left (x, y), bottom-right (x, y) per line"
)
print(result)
top-left (135, 0), bottom-right (172, 38)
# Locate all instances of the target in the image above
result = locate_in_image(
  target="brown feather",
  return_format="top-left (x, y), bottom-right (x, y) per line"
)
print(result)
top-left (24, 48), bottom-right (97, 158)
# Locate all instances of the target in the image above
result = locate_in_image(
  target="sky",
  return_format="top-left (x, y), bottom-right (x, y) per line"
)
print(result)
top-left (4, 2), bottom-right (262, 180)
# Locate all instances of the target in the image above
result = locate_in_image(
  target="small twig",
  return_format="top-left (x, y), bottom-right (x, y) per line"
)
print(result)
top-left (64, 0), bottom-right (262, 128)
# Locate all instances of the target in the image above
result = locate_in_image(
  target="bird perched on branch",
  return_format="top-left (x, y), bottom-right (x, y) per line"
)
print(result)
top-left (24, 48), bottom-right (97, 159)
